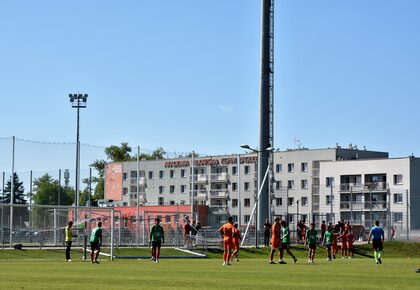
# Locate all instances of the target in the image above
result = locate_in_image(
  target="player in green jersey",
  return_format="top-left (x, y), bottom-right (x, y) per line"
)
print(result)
top-left (304, 223), bottom-right (317, 263)
top-left (279, 220), bottom-right (297, 264)
top-left (149, 218), bottom-right (165, 263)
top-left (322, 227), bottom-right (333, 261)
top-left (90, 221), bottom-right (103, 264)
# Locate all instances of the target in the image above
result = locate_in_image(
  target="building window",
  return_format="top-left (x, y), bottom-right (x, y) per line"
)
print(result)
top-left (288, 197), bottom-right (294, 206)
top-left (276, 198), bottom-right (282, 206)
top-left (165, 215), bottom-right (171, 223)
top-left (159, 186), bottom-right (164, 194)
top-left (326, 195), bottom-right (334, 205)
top-left (288, 214), bottom-right (294, 223)
top-left (148, 171), bottom-right (154, 179)
top-left (232, 166), bottom-right (237, 175)
top-left (244, 215), bottom-right (250, 223)
top-left (170, 170), bottom-right (175, 178)
top-left (180, 169), bottom-right (186, 178)
top-left (393, 194), bottom-right (403, 203)
top-left (232, 199), bottom-right (238, 207)
top-left (301, 162), bottom-right (308, 172)
top-left (326, 177), bottom-right (335, 187)
top-left (232, 215), bottom-right (238, 223)
top-left (123, 172), bottom-right (128, 180)
top-left (244, 198), bottom-right (251, 207)
top-left (244, 182), bottom-right (250, 191)
top-left (170, 185), bottom-right (175, 194)
top-left (393, 212), bottom-right (403, 222)
top-left (232, 182), bottom-right (238, 191)
top-left (244, 165), bottom-right (250, 175)
top-left (159, 170), bottom-right (164, 179)
top-left (158, 197), bottom-right (164, 206)
top-left (288, 163), bottom-right (294, 173)
top-left (301, 196), bottom-right (308, 206)
top-left (169, 201), bottom-right (175, 206)
top-left (276, 164), bottom-right (282, 173)
top-left (123, 188), bottom-right (128, 195)
top-left (301, 179), bottom-right (308, 189)
top-left (123, 202), bottom-right (128, 206)
top-left (287, 180), bottom-right (294, 189)
top-left (276, 180), bottom-right (282, 190)
top-left (393, 175), bottom-right (403, 185)
top-left (181, 185), bottom-right (186, 193)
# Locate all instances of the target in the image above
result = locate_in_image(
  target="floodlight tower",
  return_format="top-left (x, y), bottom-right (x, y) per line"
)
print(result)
top-left (258, 0), bottom-right (275, 230)
top-left (69, 93), bottom-right (88, 209)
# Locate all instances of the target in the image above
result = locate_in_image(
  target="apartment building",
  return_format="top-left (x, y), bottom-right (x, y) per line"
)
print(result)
top-left (104, 147), bottom-right (409, 228)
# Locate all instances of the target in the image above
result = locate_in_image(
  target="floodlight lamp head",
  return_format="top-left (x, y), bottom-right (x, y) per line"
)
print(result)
top-left (266, 147), bottom-right (274, 151)
top-left (240, 144), bottom-right (251, 150)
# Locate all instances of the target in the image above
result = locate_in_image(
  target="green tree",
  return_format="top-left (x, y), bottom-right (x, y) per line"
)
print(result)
top-left (89, 143), bottom-right (167, 204)
top-left (33, 174), bottom-right (74, 206)
top-left (0, 173), bottom-right (26, 204)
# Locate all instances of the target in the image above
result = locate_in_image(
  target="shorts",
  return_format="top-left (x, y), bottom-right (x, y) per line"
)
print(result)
top-left (372, 239), bottom-right (383, 251)
top-left (280, 243), bottom-right (290, 250)
top-left (234, 243), bottom-right (240, 251)
top-left (308, 243), bottom-right (317, 250)
top-left (271, 239), bottom-right (281, 249)
top-left (90, 242), bottom-right (100, 252)
top-left (152, 241), bottom-right (162, 248)
top-left (347, 243), bottom-right (353, 250)
top-left (223, 239), bottom-right (234, 250)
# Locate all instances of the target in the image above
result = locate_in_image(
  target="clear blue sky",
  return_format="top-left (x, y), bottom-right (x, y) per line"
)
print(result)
top-left (1, 0), bottom-right (419, 169)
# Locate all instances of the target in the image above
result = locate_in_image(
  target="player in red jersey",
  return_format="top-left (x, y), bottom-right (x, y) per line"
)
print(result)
top-left (331, 228), bottom-right (339, 259)
top-left (269, 217), bottom-right (282, 264)
top-left (231, 223), bottom-right (242, 262)
top-left (346, 231), bottom-right (355, 259)
top-left (339, 230), bottom-right (348, 258)
top-left (218, 216), bottom-right (234, 266)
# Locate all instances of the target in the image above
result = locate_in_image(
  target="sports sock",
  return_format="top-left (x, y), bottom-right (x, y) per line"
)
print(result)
top-left (378, 251), bottom-right (382, 259)
top-left (374, 251), bottom-right (378, 260)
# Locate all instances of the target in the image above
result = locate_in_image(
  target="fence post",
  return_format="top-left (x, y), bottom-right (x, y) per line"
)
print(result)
top-left (406, 189), bottom-right (409, 241)
top-left (110, 208), bottom-right (114, 261)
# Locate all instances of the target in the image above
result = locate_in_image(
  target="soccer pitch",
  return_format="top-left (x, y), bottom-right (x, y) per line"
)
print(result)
top-left (0, 247), bottom-right (419, 289)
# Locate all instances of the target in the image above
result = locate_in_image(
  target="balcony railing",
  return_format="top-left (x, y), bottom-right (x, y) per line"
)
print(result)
top-left (339, 182), bottom-right (388, 192)
top-left (192, 174), bottom-right (208, 183)
top-left (339, 201), bottom-right (387, 210)
top-left (130, 177), bottom-right (147, 186)
top-left (312, 168), bottom-right (320, 177)
top-left (209, 190), bottom-right (229, 199)
top-left (194, 191), bottom-right (207, 201)
top-left (209, 173), bottom-right (229, 182)
top-left (210, 205), bottom-right (229, 214)
top-left (312, 185), bottom-right (320, 194)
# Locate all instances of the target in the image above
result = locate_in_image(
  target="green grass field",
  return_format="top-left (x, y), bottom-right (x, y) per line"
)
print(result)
top-left (0, 242), bottom-right (419, 289)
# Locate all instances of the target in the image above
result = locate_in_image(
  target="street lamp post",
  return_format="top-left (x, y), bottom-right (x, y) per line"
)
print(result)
top-left (69, 94), bottom-right (88, 212)
top-left (240, 144), bottom-right (273, 248)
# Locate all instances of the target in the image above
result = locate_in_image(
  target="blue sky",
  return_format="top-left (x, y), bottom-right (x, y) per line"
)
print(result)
top-left (1, 0), bottom-right (419, 173)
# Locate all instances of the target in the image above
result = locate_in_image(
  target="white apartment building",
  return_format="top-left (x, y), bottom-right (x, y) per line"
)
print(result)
top-left (319, 156), bottom-right (420, 231)
top-left (102, 146), bottom-right (420, 231)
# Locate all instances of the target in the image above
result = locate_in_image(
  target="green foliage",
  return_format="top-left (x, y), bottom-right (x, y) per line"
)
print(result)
top-left (0, 173), bottom-right (26, 204)
top-left (33, 174), bottom-right (74, 206)
top-left (104, 142), bottom-right (135, 162)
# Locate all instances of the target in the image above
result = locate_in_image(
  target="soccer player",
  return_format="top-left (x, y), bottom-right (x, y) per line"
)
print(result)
top-left (268, 217), bottom-right (281, 264)
top-left (263, 218), bottom-right (272, 247)
top-left (231, 223), bottom-right (242, 262)
top-left (368, 220), bottom-right (385, 264)
top-left (339, 230), bottom-right (348, 259)
top-left (183, 218), bottom-right (191, 248)
top-left (279, 220), bottom-right (297, 264)
top-left (304, 223), bottom-right (317, 263)
top-left (320, 220), bottom-right (327, 244)
top-left (331, 228), bottom-right (339, 259)
top-left (90, 221), bottom-right (103, 264)
top-left (65, 221), bottom-right (77, 262)
top-left (149, 218), bottom-right (165, 263)
top-left (346, 230), bottom-right (355, 259)
top-left (218, 216), bottom-right (234, 266)
top-left (322, 227), bottom-right (333, 261)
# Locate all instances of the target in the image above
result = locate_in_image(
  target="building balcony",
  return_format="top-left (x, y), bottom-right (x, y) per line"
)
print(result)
top-left (209, 190), bottom-right (229, 199)
top-left (312, 185), bottom-right (320, 194)
top-left (312, 168), bottom-right (320, 177)
top-left (339, 183), bottom-right (363, 192)
top-left (130, 177), bottom-right (147, 186)
top-left (192, 174), bottom-right (208, 183)
top-left (210, 205), bottom-right (229, 215)
top-left (364, 182), bottom-right (388, 191)
top-left (210, 173), bottom-right (229, 183)
top-left (194, 191), bottom-right (207, 201)
top-left (339, 182), bottom-right (388, 192)
top-left (364, 201), bottom-right (388, 210)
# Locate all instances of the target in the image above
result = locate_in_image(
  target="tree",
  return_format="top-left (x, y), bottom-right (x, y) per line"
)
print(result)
top-left (89, 143), bottom-right (167, 204)
top-left (0, 173), bottom-right (26, 204)
top-left (33, 174), bottom-right (74, 206)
